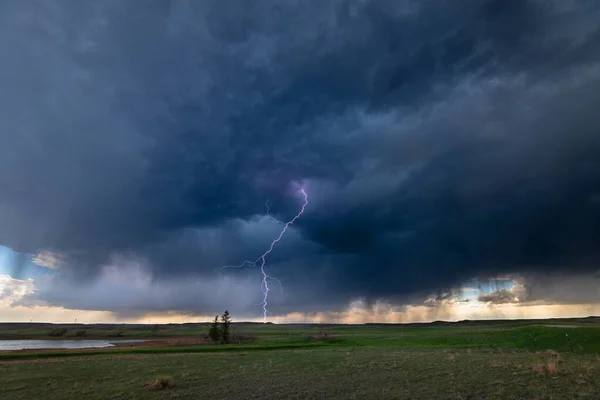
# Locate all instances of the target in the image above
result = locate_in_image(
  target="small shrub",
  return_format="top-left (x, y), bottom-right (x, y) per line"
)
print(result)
top-left (47, 328), bottom-right (68, 337)
top-left (75, 330), bottom-right (86, 337)
top-left (107, 329), bottom-right (126, 337)
top-left (149, 376), bottom-right (174, 391)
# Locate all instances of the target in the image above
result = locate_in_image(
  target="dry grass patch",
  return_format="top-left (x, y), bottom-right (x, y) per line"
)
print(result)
top-left (542, 349), bottom-right (559, 358)
top-left (148, 376), bottom-right (174, 391)
top-left (546, 361), bottom-right (558, 375)
top-left (533, 361), bottom-right (559, 376)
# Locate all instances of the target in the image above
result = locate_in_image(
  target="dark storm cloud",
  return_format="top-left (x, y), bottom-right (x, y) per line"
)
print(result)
top-left (2, 0), bottom-right (600, 316)
top-left (512, 273), bottom-right (600, 306)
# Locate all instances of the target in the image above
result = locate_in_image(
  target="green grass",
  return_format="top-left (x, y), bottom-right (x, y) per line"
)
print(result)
top-left (1, 318), bottom-right (600, 399)
top-left (2, 347), bottom-right (600, 399)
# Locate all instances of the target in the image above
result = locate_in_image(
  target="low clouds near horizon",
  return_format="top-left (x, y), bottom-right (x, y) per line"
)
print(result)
top-left (1, 0), bottom-right (600, 321)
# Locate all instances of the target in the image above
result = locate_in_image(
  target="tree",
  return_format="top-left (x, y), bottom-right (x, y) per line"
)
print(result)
top-left (220, 310), bottom-right (231, 344)
top-left (208, 315), bottom-right (220, 343)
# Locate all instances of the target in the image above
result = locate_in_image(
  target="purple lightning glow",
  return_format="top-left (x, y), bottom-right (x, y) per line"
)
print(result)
top-left (216, 188), bottom-right (308, 322)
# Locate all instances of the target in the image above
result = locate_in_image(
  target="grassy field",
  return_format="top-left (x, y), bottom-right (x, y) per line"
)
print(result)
top-left (1, 318), bottom-right (600, 399)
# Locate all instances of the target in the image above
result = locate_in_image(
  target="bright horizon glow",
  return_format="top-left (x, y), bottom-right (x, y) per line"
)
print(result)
top-left (1, 272), bottom-right (598, 324)
top-left (1, 303), bottom-right (598, 325)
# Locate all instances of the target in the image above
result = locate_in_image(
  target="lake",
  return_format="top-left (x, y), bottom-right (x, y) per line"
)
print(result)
top-left (0, 339), bottom-right (144, 351)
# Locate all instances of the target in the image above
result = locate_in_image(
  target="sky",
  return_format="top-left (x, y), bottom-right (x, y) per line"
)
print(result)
top-left (1, 0), bottom-right (600, 323)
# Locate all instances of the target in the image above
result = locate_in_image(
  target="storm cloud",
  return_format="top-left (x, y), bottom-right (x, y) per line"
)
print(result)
top-left (1, 0), bottom-right (600, 317)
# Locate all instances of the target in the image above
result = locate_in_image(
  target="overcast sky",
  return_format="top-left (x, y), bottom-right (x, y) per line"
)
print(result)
top-left (1, 0), bottom-right (599, 323)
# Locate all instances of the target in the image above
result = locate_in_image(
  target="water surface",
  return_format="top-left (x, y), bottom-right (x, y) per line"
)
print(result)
top-left (0, 339), bottom-right (143, 351)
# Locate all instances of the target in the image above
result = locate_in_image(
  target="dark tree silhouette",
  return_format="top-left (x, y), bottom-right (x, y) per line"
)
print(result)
top-left (220, 310), bottom-right (231, 344)
top-left (208, 315), bottom-right (220, 343)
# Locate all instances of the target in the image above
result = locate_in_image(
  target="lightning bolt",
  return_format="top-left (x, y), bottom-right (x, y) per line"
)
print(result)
top-left (265, 200), bottom-right (284, 225)
top-left (216, 188), bottom-right (308, 322)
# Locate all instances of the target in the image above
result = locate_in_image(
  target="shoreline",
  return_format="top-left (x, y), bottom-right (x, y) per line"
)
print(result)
top-left (0, 337), bottom-right (209, 354)
top-left (0, 336), bottom-right (188, 341)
